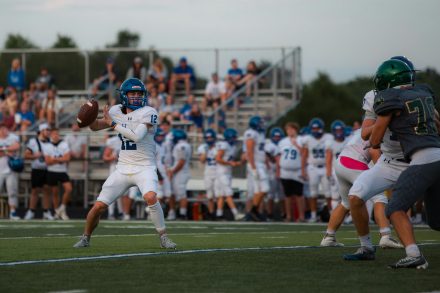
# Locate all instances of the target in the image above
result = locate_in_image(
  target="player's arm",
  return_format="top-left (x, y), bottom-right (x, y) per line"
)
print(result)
top-left (44, 154), bottom-right (56, 165)
top-left (369, 114), bottom-right (392, 149)
top-left (216, 149), bottom-right (230, 166)
top-left (325, 149), bottom-right (333, 178)
top-left (275, 154), bottom-right (281, 178)
top-left (245, 138), bottom-right (256, 170)
top-left (89, 119), bottom-right (111, 131)
top-left (102, 147), bottom-right (116, 163)
top-left (361, 118), bottom-right (376, 140)
top-left (170, 159), bottom-right (185, 176)
top-left (368, 148), bottom-right (382, 164)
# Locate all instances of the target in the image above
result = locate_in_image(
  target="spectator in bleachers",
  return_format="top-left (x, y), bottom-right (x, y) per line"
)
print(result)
top-left (1, 108), bottom-right (16, 131)
top-left (39, 87), bottom-right (63, 127)
top-left (35, 67), bottom-right (54, 90)
top-left (24, 123), bottom-right (53, 220)
top-left (7, 58), bottom-right (25, 92)
top-left (237, 60), bottom-right (262, 97)
top-left (91, 57), bottom-right (119, 96)
top-left (147, 58), bottom-right (168, 89)
top-left (43, 128), bottom-right (72, 220)
top-left (65, 123), bottom-right (87, 162)
top-left (170, 57), bottom-right (196, 96)
top-left (0, 123), bottom-right (21, 219)
top-left (203, 73), bottom-right (227, 112)
top-left (188, 102), bottom-right (204, 136)
top-left (148, 86), bottom-right (164, 112)
top-left (207, 100), bottom-right (227, 133)
top-left (226, 59), bottom-right (244, 93)
top-left (16, 101), bottom-right (35, 133)
top-left (5, 87), bottom-right (18, 115)
top-left (179, 95), bottom-right (195, 121)
top-left (160, 95), bottom-right (178, 121)
top-left (126, 56), bottom-right (147, 82)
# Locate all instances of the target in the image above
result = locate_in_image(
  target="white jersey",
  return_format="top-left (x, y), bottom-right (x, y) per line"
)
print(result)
top-left (216, 141), bottom-right (237, 175)
top-left (43, 140), bottom-right (70, 173)
top-left (339, 129), bottom-right (371, 164)
top-left (243, 128), bottom-right (266, 165)
top-left (27, 137), bottom-right (49, 170)
top-left (105, 135), bottom-right (121, 171)
top-left (172, 140), bottom-right (192, 173)
top-left (302, 133), bottom-right (333, 166)
top-left (325, 137), bottom-right (346, 161)
top-left (363, 90), bottom-right (404, 159)
top-left (163, 132), bottom-right (173, 167)
top-left (197, 143), bottom-right (217, 177)
top-left (109, 105), bottom-right (158, 174)
top-left (155, 142), bottom-right (167, 175)
top-left (278, 137), bottom-right (302, 179)
top-left (0, 133), bottom-right (20, 174)
top-left (264, 140), bottom-right (279, 175)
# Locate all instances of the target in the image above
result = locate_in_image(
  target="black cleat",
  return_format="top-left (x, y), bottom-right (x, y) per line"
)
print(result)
top-left (389, 255), bottom-right (428, 269)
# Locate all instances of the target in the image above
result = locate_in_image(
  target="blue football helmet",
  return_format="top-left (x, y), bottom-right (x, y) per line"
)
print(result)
top-left (249, 116), bottom-right (265, 132)
top-left (155, 127), bottom-right (165, 144)
top-left (299, 126), bottom-right (311, 136)
top-left (270, 127), bottom-right (285, 144)
top-left (331, 120), bottom-right (346, 140)
top-left (204, 128), bottom-right (217, 146)
top-left (223, 128), bottom-right (238, 145)
top-left (309, 118), bottom-right (325, 138)
top-left (344, 126), bottom-right (353, 137)
top-left (119, 78), bottom-right (149, 110)
top-left (172, 129), bottom-right (187, 144)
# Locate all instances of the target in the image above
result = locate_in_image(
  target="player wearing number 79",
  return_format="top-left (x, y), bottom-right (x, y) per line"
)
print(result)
top-left (73, 78), bottom-right (176, 249)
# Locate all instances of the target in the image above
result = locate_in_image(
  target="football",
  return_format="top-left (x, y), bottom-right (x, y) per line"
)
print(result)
top-left (77, 99), bottom-right (99, 128)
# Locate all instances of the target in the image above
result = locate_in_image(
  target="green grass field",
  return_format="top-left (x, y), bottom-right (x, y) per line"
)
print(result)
top-left (0, 220), bottom-right (439, 293)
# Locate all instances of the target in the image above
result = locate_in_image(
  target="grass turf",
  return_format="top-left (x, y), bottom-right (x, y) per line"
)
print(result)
top-left (0, 220), bottom-right (439, 293)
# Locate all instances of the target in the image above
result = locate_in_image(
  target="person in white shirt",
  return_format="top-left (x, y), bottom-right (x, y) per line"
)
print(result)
top-left (278, 122), bottom-right (305, 222)
top-left (245, 116), bottom-right (269, 221)
top-left (202, 73), bottom-right (227, 111)
top-left (73, 78), bottom-right (176, 249)
top-left (215, 128), bottom-right (242, 220)
top-left (197, 129), bottom-right (218, 218)
top-left (0, 124), bottom-right (21, 220)
top-left (167, 129), bottom-right (192, 220)
top-left (264, 127), bottom-right (285, 220)
top-left (43, 128), bottom-right (72, 220)
top-left (325, 120), bottom-right (347, 211)
top-left (301, 118), bottom-right (333, 222)
top-left (24, 123), bottom-right (54, 220)
top-left (65, 123), bottom-right (87, 168)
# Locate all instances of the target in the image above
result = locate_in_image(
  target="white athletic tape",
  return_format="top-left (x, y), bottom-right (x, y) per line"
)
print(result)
top-left (86, 102), bottom-right (92, 107)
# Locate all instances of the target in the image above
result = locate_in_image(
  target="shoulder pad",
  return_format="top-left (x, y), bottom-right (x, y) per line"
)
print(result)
top-left (362, 90), bottom-right (375, 112)
top-left (373, 89), bottom-right (404, 116)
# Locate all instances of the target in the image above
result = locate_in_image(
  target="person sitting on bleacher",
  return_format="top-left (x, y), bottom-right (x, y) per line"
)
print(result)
top-left (169, 57), bottom-right (196, 96)
top-left (39, 87), bottom-right (62, 127)
top-left (0, 123), bottom-right (21, 220)
top-left (147, 58), bottom-right (168, 90)
top-left (225, 59), bottom-right (244, 94)
top-left (126, 56), bottom-right (147, 83)
top-left (24, 123), bottom-right (54, 220)
top-left (203, 73), bottom-right (227, 112)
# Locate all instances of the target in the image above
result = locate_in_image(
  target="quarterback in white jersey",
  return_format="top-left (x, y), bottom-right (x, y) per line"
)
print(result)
top-left (74, 78), bottom-right (175, 249)
top-left (0, 124), bottom-right (20, 220)
top-left (197, 129), bottom-right (218, 217)
top-left (325, 120), bottom-right (347, 210)
top-left (321, 129), bottom-right (402, 249)
top-left (168, 129), bottom-right (192, 219)
top-left (245, 116), bottom-right (269, 221)
top-left (215, 128), bottom-right (242, 219)
top-left (301, 118), bottom-right (332, 222)
top-left (278, 122), bottom-right (305, 222)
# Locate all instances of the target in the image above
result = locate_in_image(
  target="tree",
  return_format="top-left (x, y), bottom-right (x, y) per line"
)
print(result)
top-left (106, 30), bottom-right (140, 48)
top-left (4, 34), bottom-right (38, 49)
top-left (52, 34), bottom-right (78, 48)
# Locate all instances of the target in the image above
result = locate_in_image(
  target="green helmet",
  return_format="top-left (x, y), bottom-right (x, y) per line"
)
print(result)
top-left (373, 59), bottom-right (414, 91)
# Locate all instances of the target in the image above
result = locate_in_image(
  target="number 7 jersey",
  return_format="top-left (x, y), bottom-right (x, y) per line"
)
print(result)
top-left (109, 104), bottom-right (158, 174)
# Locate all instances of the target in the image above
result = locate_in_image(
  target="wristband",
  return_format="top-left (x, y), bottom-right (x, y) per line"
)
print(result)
top-left (111, 121), bottom-right (117, 129)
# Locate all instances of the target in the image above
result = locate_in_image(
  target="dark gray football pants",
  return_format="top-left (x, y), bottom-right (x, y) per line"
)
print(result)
top-left (386, 160), bottom-right (440, 231)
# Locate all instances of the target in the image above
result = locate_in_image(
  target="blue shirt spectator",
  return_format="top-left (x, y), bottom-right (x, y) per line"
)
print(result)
top-left (189, 103), bottom-right (204, 130)
top-left (170, 57), bottom-right (196, 96)
top-left (7, 58), bottom-right (25, 91)
top-left (179, 95), bottom-right (195, 121)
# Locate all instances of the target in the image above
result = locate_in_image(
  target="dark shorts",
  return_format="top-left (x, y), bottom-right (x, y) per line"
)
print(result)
top-left (281, 179), bottom-right (303, 197)
top-left (46, 171), bottom-right (70, 186)
top-left (31, 169), bottom-right (47, 188)
top-left (206, 97), bottom-right (221, 107)
top-left (386, 161), bottom-right (440, 231)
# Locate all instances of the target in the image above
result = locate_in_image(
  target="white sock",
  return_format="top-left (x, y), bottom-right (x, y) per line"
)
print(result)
top-left (148, 202), bottom-right (166, 234)
top-left (59, 204), bottom-right (66, 211)
top-left (379, 227), bottom-right (391, 237)
top-left (216, 209), bottom-right (223, 217)
top-left (326, 229), bottom-right (336, 236)
top-left (231, 208), bottom-right (238, 216)
top-left (405, 244), bottom-right (421, 258)
top-left (359, 234), bottom-right (373, 250)
top-left (179, 208), bottom-right (187, 216)
top-left (311, 211), bottom-right (317, 219)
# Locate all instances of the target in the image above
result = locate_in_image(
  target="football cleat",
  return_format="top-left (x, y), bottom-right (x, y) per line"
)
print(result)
top-left (389, 255), bottom-right (428, 269)
top-left (379, 236), bottom-right (404, 249)
top-left (122, 213), bottom-right (131, 221)
top-left (320, 234), bottom-right (344, 247)
top-left (24, 210), bottom-right (35, 220)
top-left (73, 235), bottom-right (90, 248)
top-left (166, 210), bottom-right (176, 221)
top-left (56, 208), bottom-right (70, 220)
top-left (43, 211), bottom-right (55, 220)
top-left (343, 246), bottom-right (375, 261)
top-left (9, 211), bottom-right (21, 220)
top-left (160, 234), bottom-right (177, 249)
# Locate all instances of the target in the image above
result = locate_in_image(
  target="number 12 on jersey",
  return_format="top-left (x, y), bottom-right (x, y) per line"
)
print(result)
top-left (118, 134), bottom-right (137, 150)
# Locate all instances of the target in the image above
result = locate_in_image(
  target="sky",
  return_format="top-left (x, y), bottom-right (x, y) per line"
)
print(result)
top-left (1, 0), bottom-right (439, 83)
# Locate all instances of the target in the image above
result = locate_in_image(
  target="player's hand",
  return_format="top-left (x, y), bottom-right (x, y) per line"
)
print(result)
top-left (300, 172), bottom-right (309, 182)
top-left (103, 105), bottom-right (112, 126)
